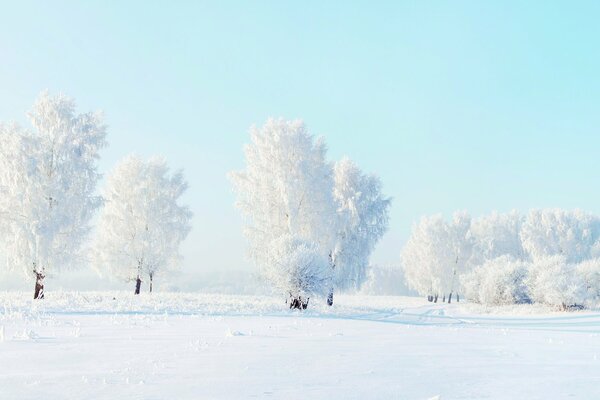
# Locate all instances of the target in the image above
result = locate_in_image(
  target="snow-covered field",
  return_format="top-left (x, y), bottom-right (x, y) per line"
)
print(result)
top-left (1, 292), bottom-right (599, 400)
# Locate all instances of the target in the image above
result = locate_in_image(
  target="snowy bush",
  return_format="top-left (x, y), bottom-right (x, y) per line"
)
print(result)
top-left (262, 235), bottom-right (331, 301)
top-left (525, 256), bottom-right (586, 309)
top-left (461, 256), bottom-right (529, 305)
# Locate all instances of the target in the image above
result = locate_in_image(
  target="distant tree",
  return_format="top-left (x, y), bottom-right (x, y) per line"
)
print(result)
top-left (230, 119), bottom-right (338, 308)
top-left (359, 264), bottom-right (413, 296)
top-left (401, 212), bottom-right (473, 302)
top-left (521, 209), bottom-right (600, 263)
top-left (94, 155), bottom-right (192, 294)
top-left (0, 92), bottom-right (107, 299)
top-left (329, 158), bottom-right (391, 305)
top-left (469, 211), bottom-right (525, 266)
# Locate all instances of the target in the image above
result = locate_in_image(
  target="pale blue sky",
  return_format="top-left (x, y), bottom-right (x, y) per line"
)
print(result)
top-left (1, 1), bottom-right (599, 288)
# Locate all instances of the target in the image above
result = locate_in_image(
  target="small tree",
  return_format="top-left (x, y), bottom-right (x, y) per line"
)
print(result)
top-left (0, 92), bottom-right (107, 298)
top-left (329, 158), bottom-right (390, 305)
top-left (94, 155), bottom-right (192, 294)
top-left (230, 118), bottom-right (338, 308)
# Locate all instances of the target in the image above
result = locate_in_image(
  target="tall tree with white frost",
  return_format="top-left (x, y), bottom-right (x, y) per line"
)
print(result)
top-left (0, 92), bottom-right (107, 299)
top-left (329, 158), bottom-right (390, 305)
top-left (231, 118), bottom-right (338, 309)
top-left (94, 155), bottom-right (192, 294)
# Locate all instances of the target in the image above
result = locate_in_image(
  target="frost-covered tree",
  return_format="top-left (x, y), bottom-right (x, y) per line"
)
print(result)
top-left (521, 209), bottom-right (600, 263)
top-left (469, 211), bottom-right (525, 266)
top-left (0, 92), bottom-right (107, 299)
top-left (461, 256), bottom-right (529, 305)
top-left (525, 255), bottom-right (586, 309)
top-left (401, 212), bottom-right (473, 302)
top-left (94, 155), bottom-right (192, 294)
top-left (329, 158), bottom-right (391, 305)
top-left (230, 119), bottom-right (338, 308)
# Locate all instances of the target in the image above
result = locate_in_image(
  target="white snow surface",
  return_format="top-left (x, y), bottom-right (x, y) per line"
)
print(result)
top-left (1, 292), bottom-right (599, 399)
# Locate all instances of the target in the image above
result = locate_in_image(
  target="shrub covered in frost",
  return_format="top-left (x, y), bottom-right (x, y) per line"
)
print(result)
top-left (261, 235), bottom-right (331, 300)
top-left (461, 256), bottom-right (529, 305)
top-left (525, 256), bottom-right (586, 309)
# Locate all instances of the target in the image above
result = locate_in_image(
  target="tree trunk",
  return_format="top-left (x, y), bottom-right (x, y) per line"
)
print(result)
top-left (34, 272), bottom-right (45, 299)
top-left (327, 288), bottom-right (334, 306)
top-left (448, 292), bottom-right (453, 304)
top-left (134, 276), bottom-right (142, 295)
top-left (434, 294), bottom-right (438, 303)
top-left (442, 294), bottom-right (446, 303)
top-left (289, 296), bottom-right (309, 310)
top-left (427, 295), bottom-right (433, 302)
top-left (327, 252), bottom-right (335, 307)
top-left (457, 293), bottom-right (460, 302)
top-left (149, 273), bottom-right (153, 293)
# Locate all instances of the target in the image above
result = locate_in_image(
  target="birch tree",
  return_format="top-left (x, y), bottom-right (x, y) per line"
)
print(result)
top-left (329, 158), bottom-right (390, 305)
top-left (230, 118), bottom-right (338, 308)
top-left (94, 155), bottom-right (192, 294)
top-left (0, 91), bottom-right (107, 298)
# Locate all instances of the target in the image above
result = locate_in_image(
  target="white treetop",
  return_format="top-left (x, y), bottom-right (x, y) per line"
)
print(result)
top-left (520, 209), bottom-right (600, 263)
top-left (94, 155), bottom-right (192, 291)
top-left (230, 118), bottom-right (338, 299)
top-left (332, 158), bottom-right (390, 291)
top-left (469, 210), bottom-right (525, 266)
top-left (0, 91), bottom-right (107, 294)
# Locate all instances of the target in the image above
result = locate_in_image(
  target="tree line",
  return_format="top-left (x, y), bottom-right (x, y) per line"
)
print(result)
top-left (401, 209), bottom-right (600, 309)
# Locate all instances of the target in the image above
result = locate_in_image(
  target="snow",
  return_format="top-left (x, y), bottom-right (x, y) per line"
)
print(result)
top-left (1, 292), bottom-right (599, 399)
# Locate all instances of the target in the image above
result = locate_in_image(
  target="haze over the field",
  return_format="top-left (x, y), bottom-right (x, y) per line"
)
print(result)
top-left (1, 1), bottom-right (599, 291)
